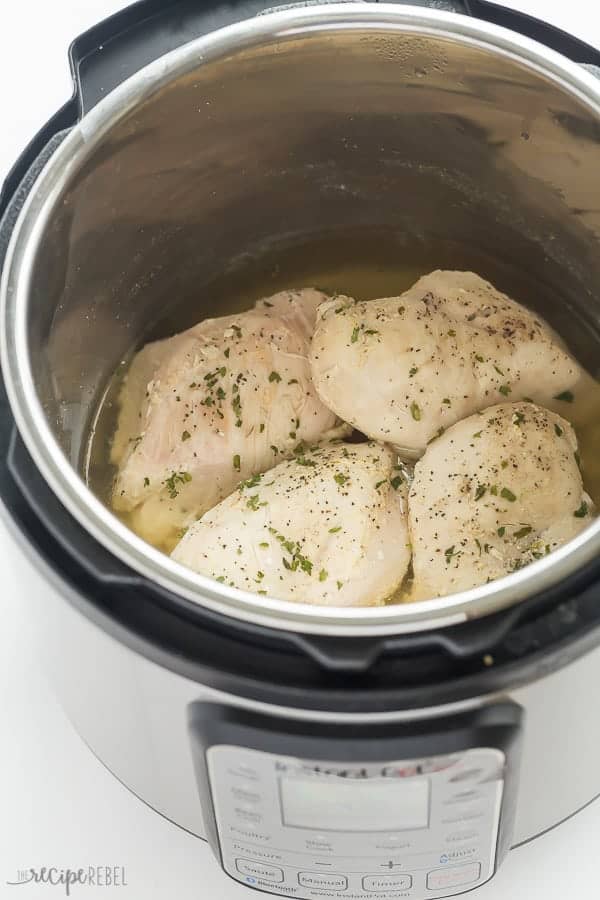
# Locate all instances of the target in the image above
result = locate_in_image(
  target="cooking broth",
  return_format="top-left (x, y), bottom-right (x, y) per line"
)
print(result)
top-left (85, 229), bottom-right (600, 601)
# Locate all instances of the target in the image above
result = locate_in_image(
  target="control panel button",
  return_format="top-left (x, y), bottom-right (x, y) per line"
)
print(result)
top-left (228, 766), bottom-right (260, 781)
top-left (445, 830), bottom-right (478, 843)
top-left (444, 790), bottom-right (482, 805)
top-left (235, 859), bottom-right (284, 883)
top-left (229, 826), bottom-right (272, 842)
top-left (305, 837), bottom-right (334, 852)
top-left (442, 809), bottom-right (485, 824)
top-left (449, 768), bottom-right (483, 783)
top-left (426, 862), bottom-right (482, 891)
top-left (363, 874), bottom-right (413, 892)
top-left (232, 787), bottom-right (262, 803)
top-left (234, 808), bottom-right (262, 824)
top-left (298, 872), bottom-right (348, 890)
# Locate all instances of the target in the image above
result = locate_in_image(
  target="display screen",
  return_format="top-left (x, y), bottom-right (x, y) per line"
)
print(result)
top-left (279, 775), bottom-right (430, 832)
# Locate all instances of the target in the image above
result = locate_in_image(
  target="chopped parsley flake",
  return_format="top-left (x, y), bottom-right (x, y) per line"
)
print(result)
top-left (497, 526), bottom-right (506, 537)
top-left (319, 569), bottom-right (328, 582)
top-left (329, 526), bottom-right (342, 533)
top-left (295, 454), bottom-right (316, 467)
top-left (270, 528), bottom-right (313, 575)
top-left (554, 390), bottom-right (574, 403)
top-left (164, 471), bottom-right (192, 498)
top-left (233, 454), bottom-right (241, 472)
top-left (224, 347), bottom-right (230, 358)
top-left (474, 484), bottom-right (487, 501)
top-left (334, 473), bottom-right (349, 486)
top-left (512, 411), bottom-right (525, 426)
top-left (473, 431), bottom-right (482, 439)
top-left (259, 542), bottom-right (269, 548)
top-left (409, 366), bottom-right (418, 377)
top-left (501, 487), bottom-right (517, 502)
top-left (351, 326), bottom-right (360, 343)
top-left (410, 401), bottom-right (422, 421)
top-left (554, 423), bottom-right (563, 437)
top-left (494, 365), bottom-right (505, 376)
top-left (143, 476), bottom-right (150, 487)
top-left (514, 525), bottom-right (533, 539)
top-left (390, 475), bottom-right (403, 490)
top-left (375, 479), bottom-right (387, 491)
top-left (444, 545), bottom-right (457, 564)
top-left (574, 501), bottom-right (589, 518)
top-left (442, 398), bottom-right (452, 406)
top-left (181, 429), bottom-right (191, 441)
top-left (337, 580), bottom-right (343, 590)
top-left (269, 371), bottom-right (282, 383)
top-left (240, 473), bottom-right (262, 490)
top-left (474, 354), bottom-right (485, 363)
top-left (232, 392), bottom-right (242, 423)
top-left (259, 423), bottom-right (265, 433)
top-left (499, 384), bottom-right (511, 397)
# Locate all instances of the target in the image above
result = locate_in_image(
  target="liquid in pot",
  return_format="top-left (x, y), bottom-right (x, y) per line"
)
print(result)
top-left (85, 230), bottom-right (600, 602)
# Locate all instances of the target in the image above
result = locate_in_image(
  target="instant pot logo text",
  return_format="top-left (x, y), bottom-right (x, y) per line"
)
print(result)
top-left (275, 761), bottom-right (432, 778)
top-left (6, 867), bottom-right (127, 895)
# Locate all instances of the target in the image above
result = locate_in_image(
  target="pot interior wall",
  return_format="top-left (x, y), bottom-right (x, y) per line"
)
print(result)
top-left (26, 25), bottom-right (600, 470)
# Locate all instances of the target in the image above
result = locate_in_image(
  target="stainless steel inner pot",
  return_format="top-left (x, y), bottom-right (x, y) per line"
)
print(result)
top-left (3, 3), bottom-right (600, 636)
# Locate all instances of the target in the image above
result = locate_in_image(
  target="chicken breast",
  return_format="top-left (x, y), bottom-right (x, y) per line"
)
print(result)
top-left (310, 270), bottom-right (583, 454)
top-left (111, 289), bottom-right (340, 549)
top-left (408, 402), bottom-right (592, 599)
top-left (171, 441), bottom-right (411, 607)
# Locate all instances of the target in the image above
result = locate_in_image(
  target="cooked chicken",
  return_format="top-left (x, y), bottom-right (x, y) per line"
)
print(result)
top-left (408, 402), bottom-right (592, 599)
top-left (171, 441), bottom-right (411, 607)
top-left (310, 270), bottom-right (583, 455)
top-left (111, 289), bottom-right (340, 548)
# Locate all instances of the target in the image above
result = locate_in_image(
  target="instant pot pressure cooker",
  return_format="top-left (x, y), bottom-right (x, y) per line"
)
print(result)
top-left (3, 1), bottom-right (600, 897)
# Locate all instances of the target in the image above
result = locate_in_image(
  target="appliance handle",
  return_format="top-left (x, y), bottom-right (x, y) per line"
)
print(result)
top-left (287, 602), bottom-right (528, 672)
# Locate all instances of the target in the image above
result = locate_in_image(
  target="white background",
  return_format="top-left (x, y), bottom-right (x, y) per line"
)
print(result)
top-left (1, 1), bottom-right (600, 898)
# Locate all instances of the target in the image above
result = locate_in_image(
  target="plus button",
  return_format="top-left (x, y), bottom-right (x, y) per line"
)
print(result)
top-left (380, 861), bottom-right (402, 869)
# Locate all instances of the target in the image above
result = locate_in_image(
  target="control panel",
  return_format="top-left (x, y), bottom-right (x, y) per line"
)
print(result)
top-left (206, 744), bottom-right (506, 899)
